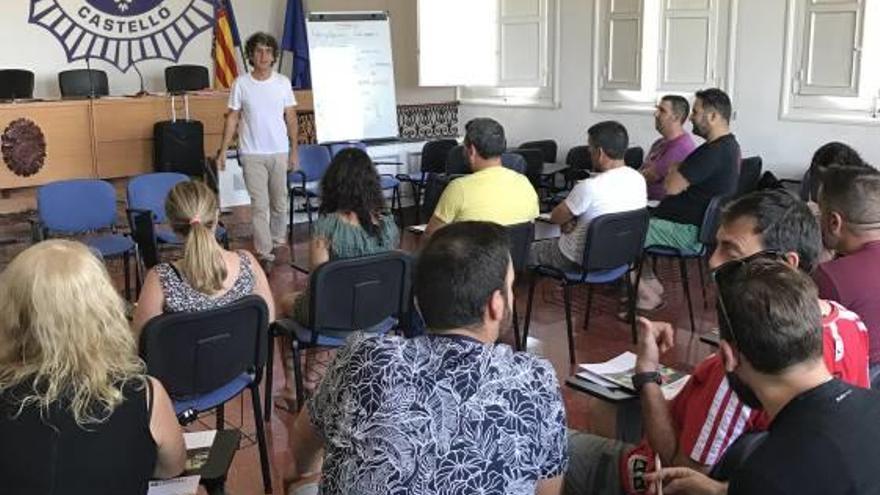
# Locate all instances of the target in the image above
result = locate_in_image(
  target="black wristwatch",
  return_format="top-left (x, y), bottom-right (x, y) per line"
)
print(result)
top-left (632, 371), bottom-right (662, 393)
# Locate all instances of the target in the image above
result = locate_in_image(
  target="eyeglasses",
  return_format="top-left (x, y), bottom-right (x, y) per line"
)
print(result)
top-left (710, 250), bottom-right (786, 347)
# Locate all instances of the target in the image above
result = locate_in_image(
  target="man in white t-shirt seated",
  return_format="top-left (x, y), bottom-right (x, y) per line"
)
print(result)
top-left (529, 121), bottom-right (647, 271)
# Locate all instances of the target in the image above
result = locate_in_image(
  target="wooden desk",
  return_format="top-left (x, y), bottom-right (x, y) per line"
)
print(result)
top-left (0, 91), bottom-right (313, 190)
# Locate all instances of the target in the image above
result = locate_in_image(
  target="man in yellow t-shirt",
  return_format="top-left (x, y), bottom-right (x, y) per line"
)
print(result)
top-left (425, 118), bottom-right (539, 236)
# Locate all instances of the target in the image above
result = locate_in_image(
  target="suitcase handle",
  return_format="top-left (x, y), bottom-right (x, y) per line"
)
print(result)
top-left (170, 94), bottom-right (191, 123)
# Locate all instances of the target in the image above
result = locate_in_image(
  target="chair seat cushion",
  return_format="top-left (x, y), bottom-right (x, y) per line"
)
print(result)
top-left (284, 317), bottom-right (398, 348)
top-left (82, 234), bottom-right (135, 257)
top-left (290, 179), bottom-right (320, 196)
top-left (646, 244), bottom-right (705, 258)
top-left (535, 264), bottom-right (630, 284)
top-left (171, 372), bottom-right (254, 415)
top-left (380, 176), bottom-right (400, 189)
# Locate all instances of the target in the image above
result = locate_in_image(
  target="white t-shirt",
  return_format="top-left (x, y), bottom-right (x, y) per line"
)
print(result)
top-left (558, 165), bottom-right (647, 264)
top-left (228, 72), bottom-right (297, 155)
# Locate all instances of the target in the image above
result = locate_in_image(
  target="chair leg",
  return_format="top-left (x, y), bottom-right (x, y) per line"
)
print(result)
top-left (249, 385), bottom-right (274, 494)
top-left (699, 257), bottom-right (709, 308)
top-left (291, 340), bottom-right (305, 410)
top-left (512, 294), bottom-right (521, 351)
top-left (264, 329), bottom-right (276, 422)
top-left (679, 258), bottom-right (696, 333)
top-left (413, 183), bottom-right (422, 224)
top-left (216, 403), bottom-right (225, 430)
top-left (123, 252), bottom-right (132, 302)
top-left (288, 190), bottom-right (295, 245)
top-left (522, 273), bottom-right (539, 349)
top-left (563, 284), bottom-right (576, 365)
top-left (625, 271), bottom-right (638, 344)
top-left (582, 285), bottom-right (594, 331)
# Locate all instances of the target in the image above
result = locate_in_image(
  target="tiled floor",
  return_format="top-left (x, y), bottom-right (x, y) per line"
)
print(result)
top-left (0, 205), bottom-right (721, 495)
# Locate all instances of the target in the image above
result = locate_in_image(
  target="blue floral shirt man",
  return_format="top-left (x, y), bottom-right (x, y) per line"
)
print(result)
top-left (309, 332), bottom-right (568, 495)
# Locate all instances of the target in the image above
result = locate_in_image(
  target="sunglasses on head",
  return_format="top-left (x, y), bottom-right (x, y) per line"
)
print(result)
top-left (711, 250), bottom-right (787, 346)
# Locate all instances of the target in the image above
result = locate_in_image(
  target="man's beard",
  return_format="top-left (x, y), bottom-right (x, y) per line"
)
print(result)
top-left (692, 117), bottom-right (708, 139)
top-left (726, 371), bottom-right (763, 410)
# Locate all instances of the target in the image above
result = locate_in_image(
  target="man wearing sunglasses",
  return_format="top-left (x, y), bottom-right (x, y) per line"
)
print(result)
top-left (648, 257), bottom-right (880, 494)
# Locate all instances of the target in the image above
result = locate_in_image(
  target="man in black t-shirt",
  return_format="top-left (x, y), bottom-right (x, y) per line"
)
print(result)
top-left (637, 88), bottom-right (740, 310)
top-left (647, 256), bottom-right (880, 495)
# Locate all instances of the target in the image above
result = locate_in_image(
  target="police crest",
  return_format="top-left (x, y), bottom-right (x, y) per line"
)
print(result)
top-left (29, 0), bottom-right (216, 72)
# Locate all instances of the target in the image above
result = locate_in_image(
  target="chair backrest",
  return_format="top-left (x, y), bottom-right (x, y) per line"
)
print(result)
top-left (420, 139), bottom-right (458, 174)
top-left (582, 208), bottom-right (650, 272)
top-left (129, 209), bottom-right (160, 270)
top-left (139, 295), bottom-right (269, 399)
top-left (566, 145), bottom-right (592, 171)
top-left (58, 69), bottom-right (109, 98)
top-left (298, 144), bottom-right (333, 182)
top-left (519, 139), bottom-right (558, 163)
top-left (624, 146), bottom-right (644, 169)
top-left (501, 152), bottom-right (527, 174)
top-left (421, 173), bottom-right (466, 219)
top-left (127, 172), bottom-right (190, 223)
top-left (165, 65), bottom-right (210, 94)
top-left (38, 179), bottom-right (118, 233)
top-left (736, 156), bottom-right (763, 196)
top-left (509, 148), bottom-right (543, 188)
top-left (445, 144), bottom-right (470, 175)
top-left (308, 252), bottom-right (412, 338)
top-left (329, 141), bottom-right (368, 157)
top-left (699, 195), bottom-right (728, 245)
top-left (505, 221), bottom-right (535, 274)
top-left (0, 69), bottom-right (35, 99)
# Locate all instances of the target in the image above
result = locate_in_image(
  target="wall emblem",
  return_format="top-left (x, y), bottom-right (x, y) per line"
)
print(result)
top-left (29, 0), bottom-right (216, 72)
top-left (2, 119), bottom-right (47, 178)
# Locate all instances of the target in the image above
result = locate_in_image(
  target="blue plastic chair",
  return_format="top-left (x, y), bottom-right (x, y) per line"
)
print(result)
top-left (522, 209), bottom-right (650, 363)
top-left (36, 179), bottom-right (138, 300)
top-left (329, 141), bottom-right (402, 220)
top-left (640, 196), bottom-right (727, 333)
top-left (139, 295), bottom-right (272, 494)
top-left (265, 251), bottom-right (412, 416)
top-left (288, 144), bottom-right (333, 244)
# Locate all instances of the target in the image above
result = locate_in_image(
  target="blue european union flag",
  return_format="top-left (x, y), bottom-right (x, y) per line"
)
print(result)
top-left (281, 0), bottom-right (311, 89)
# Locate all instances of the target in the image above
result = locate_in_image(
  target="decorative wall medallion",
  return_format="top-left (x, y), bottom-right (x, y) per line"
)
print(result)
top-left (2, 119), bottom-right (48, 177)
top-left (29, 0), bottom-right (215, 72)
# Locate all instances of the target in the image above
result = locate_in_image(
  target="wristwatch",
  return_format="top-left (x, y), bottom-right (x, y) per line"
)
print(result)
top-left (632, 371), bottom-right (662, 393)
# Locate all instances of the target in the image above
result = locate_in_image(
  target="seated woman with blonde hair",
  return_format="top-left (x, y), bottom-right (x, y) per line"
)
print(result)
top-left (0, 240), bottom-right (186, 494)
top-left (133, 180), bottom-right (275, 335)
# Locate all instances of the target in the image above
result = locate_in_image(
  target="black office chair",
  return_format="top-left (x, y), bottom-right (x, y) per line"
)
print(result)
top-left (523, 208), bottom-right (650, 362)
top-left (420, 173), bottom-right (466, 221)
top-left (58, 69), bottom-right (109, 98)
top-left (506, 221), bottom-right (535, 351)
top-left (519, 139), bottom-right (558, 164)
top-left (640, 196), bottom-right (727, 333)
top-left (563, 145), bottom-right (592, 188)
top-left (0, 69), bottom-right (35, 99)
top-left (509, 148), bottom-right (544, 191)
top-left (139, 295), bottom-right (273, 494)
top-left (501, 152), bottom-right (527, 174)
top-left (445, 144), bottom-right (470, 175)
top-left (624, 146), bottom-right (644, 169)
top-left (265, 252), bottom-right (412, 415)
top-left (165, 65), bottom-right (210, 94)
top-left (396, 138), bottom-right (458, 223)
top-left (737, 156), bottom-right (763, 197)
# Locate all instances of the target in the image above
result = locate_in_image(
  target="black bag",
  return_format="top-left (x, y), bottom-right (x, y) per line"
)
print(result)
top-left (153, 94), bottom-right (206, 177)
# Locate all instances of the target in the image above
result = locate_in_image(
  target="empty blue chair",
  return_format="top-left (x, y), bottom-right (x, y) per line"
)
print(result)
top-left (127, 172), bottom-right (189, 245)
top-left (288, 144), bottom-right (333, 243)
top-left (36, 179), bottom-right (138, 300)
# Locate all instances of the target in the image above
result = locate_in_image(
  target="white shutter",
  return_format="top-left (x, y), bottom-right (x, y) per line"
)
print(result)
top-left (417, 0), bottom-right (499, 86)
top-left (796, 0), bottom-right (864, 97)
top-left (498, 0), bottom-right (547, 87)
top-left (603, 0), bottom-right (643, 90)
top-left (658, 0), bottom-right (717, 90)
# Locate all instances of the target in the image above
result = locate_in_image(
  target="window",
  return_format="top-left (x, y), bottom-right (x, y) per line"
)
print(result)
top-left (592, 0), bottom-right (737, 114)
top-left (780, 0), bottom-right (880, 125)
top-left (418, 0), bottom-right (559, 108)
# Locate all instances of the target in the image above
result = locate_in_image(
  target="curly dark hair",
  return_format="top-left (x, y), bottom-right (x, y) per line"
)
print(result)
top-left (319, 148), bottom-right (387, 237)
top-left (245, 32), bottom-right (279, 66)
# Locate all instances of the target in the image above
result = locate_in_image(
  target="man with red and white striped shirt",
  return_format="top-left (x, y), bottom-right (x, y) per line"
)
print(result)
top-left (564, 190), bottom-right (869, 495)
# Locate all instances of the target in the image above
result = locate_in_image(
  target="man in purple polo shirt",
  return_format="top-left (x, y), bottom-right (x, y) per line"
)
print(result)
top-left (639, 95), bottom-right (696, 201)
top-left (815, 165), bottom-right (880, 388)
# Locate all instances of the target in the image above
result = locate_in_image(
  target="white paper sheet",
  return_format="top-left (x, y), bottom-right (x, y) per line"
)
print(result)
top-left (147, 475), bottom-right (200, 495)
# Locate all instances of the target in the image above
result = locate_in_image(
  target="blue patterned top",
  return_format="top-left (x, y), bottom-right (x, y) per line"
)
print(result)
top-left (309, 332), bottom-right (568, 495)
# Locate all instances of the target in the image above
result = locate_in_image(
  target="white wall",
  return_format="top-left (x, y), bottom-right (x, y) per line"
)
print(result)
top-left (459, 0), bottom-right (880, 179)
top-left (2, 0), bottom-right (452, 104)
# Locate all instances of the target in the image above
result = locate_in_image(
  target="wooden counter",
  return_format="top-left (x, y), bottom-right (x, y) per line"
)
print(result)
top-left (0, 90), bottom-right (313, 189)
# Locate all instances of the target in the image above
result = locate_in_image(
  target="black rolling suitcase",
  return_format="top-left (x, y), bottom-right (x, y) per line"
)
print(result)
top-left (153, 94), bottom-right (207, 178)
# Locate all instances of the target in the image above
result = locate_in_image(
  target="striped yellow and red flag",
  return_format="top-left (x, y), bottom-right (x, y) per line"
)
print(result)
top-left (212, 0), bottom-right (241, 89)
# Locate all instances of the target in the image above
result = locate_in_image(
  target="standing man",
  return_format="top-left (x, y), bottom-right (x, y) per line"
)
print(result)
top-left (639, 95), bottom-right (696, 201)
top-left (216, 32), bottom-right (299, 273)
